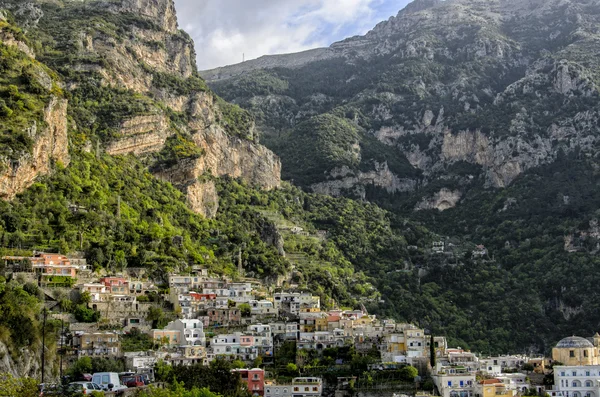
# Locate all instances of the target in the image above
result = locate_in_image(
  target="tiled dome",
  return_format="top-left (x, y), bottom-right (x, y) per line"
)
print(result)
top-left (556, 336), bottom-right (594, 348)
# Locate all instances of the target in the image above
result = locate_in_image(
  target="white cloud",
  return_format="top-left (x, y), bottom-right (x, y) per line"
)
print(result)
top-left (173, 0), bottom-right (390, 70)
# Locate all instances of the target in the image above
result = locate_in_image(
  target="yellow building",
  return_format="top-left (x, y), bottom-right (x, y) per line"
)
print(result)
top-left (479, 379), bottom-right (515, 397)
top-left (315, 317), bottom-right (328, 332)
top-left (551, 335), bottom-right (600, 365)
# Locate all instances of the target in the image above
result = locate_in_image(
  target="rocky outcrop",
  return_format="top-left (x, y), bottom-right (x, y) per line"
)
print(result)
top-left (0, 340), bottom-right (55, 380)
top-left (0, 97), bottom-right (70, 200)
top-left (185, 180), bottom-right (219, 218)
top-left (311, 162), bottom-right (417, 198)
top-left (415, 188), bottom-right (462, 211)
top-left (113, 0), bottom-right (178, 33)
top-left (106, 114), bottom-right (171, 156)
top-left (155, 125), bottom-right (281, 191)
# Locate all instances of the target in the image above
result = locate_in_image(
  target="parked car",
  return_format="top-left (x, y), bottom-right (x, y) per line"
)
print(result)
top-left (69, 381), bottom-right (104, 394)
top-left (120, 374), bottom-right (145, 388)
top-left (91, 372), bottom-right (128, 393)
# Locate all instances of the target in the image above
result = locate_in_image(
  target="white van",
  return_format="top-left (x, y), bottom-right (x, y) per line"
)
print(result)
top-left (92, 372), bottom-right (128, 392)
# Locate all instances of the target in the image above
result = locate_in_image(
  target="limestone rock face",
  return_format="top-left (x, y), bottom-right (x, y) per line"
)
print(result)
top-left (106, 114), bottom-right (172, 156)
top-left (185, 180), bottom-right (219, 219)
top-left (155, 125), bottom-right (281, 192)
top-left (0, 97), bottom-right (70, 200)
top-left (205, 0), bottom-right (600, 201)
top-left (311, 162), bottom-right (417, 199)
top-left (415, 188), bottom-right (462, 211)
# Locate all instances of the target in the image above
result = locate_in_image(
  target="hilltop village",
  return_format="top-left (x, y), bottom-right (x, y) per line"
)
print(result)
top-left (1, 252), bottom-right (597, 397)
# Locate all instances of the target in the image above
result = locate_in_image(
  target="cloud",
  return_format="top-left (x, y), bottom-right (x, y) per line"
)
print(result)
top-left (173, 0), bottom-right (407, 70)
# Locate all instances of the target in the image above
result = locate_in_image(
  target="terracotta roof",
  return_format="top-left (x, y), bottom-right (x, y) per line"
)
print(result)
top-left (328, 316), bottom-right (341, 322)
top-left (480, 379), bottom-right (501, 385)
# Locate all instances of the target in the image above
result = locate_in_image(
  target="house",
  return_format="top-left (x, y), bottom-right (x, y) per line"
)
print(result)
top-left (155, 319), bottom-right (206, 347)
top-left (151, 329), bottom-right (182, 347)
top-left (472, 245), bottom-right (488, 257)
top-left (232, 368), bottom-right (265, 396)
top-left (79, 283), bottom-right (108, 302)
top-left (208, 308), bottom-right (241, 326)
top-left (265, 377), bottom-right (322, 397)
top-left (433, 364), bottom-right (476, 397)
top-left (210, 333), bottom-right (260, 361)
top-left (100, 277), bottom-right (129, 295)
top-left (75, 331), bottom-right (121, 357)
top-left (475, 379), bottom-right (515, 397)
top-left (432, 241), bottom-right (445, 253)
top-left (274, 292), bottom-right (320, 315)
top-left (3, 253), bottom-right (80, 277)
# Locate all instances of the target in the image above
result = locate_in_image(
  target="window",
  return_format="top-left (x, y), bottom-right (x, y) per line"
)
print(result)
top-left (586, 372), bottom-right (591, 377)
top-left (573, 382), bottom-right (578, 387)
top-left (562, 372), bottom-right (566, 377)
top-left (573, 372), bottom-right (577, 376)
top-left (313, 387), bottom-right (319, 391)
top-left (571, 351), bottom-right (576, 358)
top-left (448, 381), bottom-right (452, 387)
top-left (294, 387), bottom-right (299, 392)
top-left (585, 351), bottom-right (589, 358)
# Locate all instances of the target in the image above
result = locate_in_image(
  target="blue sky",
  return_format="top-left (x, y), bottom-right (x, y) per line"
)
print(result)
top-left (173, 0), bottom-right (412, 70)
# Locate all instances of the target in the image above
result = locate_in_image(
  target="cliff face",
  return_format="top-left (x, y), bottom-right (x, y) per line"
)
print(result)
top-left (0, 97), bottom-right (70, 200)
top-left (207, 0), bottom-right (600, 204)
top-left (0, 0), bottom-right (281, 208)
top-left (155, 124), bottom-right (281, 192)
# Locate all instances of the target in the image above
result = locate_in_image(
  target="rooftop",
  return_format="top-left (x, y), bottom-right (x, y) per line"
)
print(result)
top-left (556, 336), bottom-right (594, 349)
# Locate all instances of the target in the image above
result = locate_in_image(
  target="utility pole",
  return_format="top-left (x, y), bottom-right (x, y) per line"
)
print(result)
top-left (59, 318), bottom-right (64, 380)
top-left (41, 308), bottom-right (47, 384)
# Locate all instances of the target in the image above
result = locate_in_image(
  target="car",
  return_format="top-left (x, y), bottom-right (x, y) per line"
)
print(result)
top-left (69, 381), bottom-right (104, 394)
top-left (120, 374), bottom-right (145, 388)
top-left (92, 372), bottom-right (128, 393)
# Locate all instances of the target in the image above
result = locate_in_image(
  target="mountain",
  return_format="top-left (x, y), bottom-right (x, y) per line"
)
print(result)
top-left (2, 0), bottom-right (600, 379)
top-left (203, 0), bottom-right (600, 352)
top-left (204, 0), bottom-right (600, 200)
top-left (0, 0), bottom-right (436, 378)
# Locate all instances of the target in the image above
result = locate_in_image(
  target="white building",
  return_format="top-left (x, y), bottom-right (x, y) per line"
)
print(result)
top-left (554, 365), bottom-right (600, 397)
top-left (433, 364), bottom-right (476, 397)
top-left (265, 377), bottom-right (322, 397)
top-left (479, 356), bottom-right (527, 375)
top-left (164, 319), bottom-right (206, 346)
top-left (274, 292), bottom-right (320, 315)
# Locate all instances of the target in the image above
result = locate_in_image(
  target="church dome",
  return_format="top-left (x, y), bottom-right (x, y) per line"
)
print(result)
top-left (556, 336), bottom-right (594, 348)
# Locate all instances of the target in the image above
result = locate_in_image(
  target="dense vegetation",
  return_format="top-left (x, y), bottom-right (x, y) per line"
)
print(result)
top-left (0, 16), bottom-right (62, 162)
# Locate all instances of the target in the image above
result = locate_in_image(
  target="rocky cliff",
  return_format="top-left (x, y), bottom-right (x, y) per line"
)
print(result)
top-left (0, 0), bottom-right (281, 208)
top-left (206, 0), bottom-right (600, 204)
top-left (0, 97), bottom-right (70, 200)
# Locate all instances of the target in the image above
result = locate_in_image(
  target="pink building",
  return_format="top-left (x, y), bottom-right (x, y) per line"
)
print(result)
top-left (100, 277), bottom-right (129, 294)
top-left (3, 253), bottom-right (78, 277)
top-left (232, 368), bottom-right (265, 396)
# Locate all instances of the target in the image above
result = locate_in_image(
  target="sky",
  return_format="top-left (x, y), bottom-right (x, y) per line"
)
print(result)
top-left (173, 0), bottom-right (412, 71)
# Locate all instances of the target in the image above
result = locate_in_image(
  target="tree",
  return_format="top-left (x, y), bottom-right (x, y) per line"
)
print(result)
top-left (399, 365), bottom-right (419, 381)
top-left (147, 306), bottom-right (165, 329)
top-left (239, 303), bottom-right (251, 317)
top-left (522, 363), bottom-right (534, 374)
top-left (67, 357), bottom-right (92, 380)
top-left (79, 290), bottom-right (92, 305)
